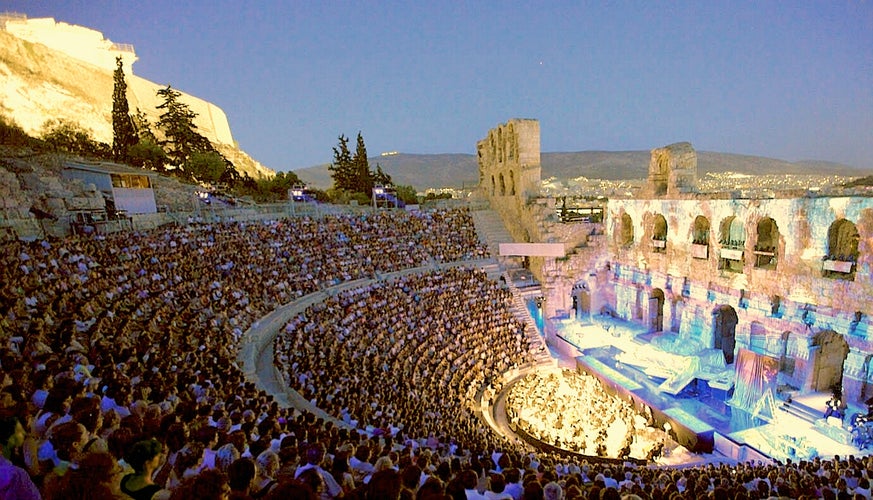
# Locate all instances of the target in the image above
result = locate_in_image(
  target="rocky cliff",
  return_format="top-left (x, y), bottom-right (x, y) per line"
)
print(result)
top-left (0, 27), bottom-right (273, 180)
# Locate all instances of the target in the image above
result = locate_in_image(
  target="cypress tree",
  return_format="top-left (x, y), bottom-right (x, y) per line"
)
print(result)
top-left (352, 131), bottom-right (373, 195)
top-left (111, 57), bottom-right (138, 162)
top-left (328, 134), bottom-right (354, 191)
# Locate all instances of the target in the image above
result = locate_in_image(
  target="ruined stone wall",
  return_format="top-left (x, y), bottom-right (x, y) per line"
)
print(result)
top-left (477, 119), bottom-right (541, 208)
top-left (602, 194), bottom-right (873, 402)
top-left (646, 142), bottom-right (698, 197)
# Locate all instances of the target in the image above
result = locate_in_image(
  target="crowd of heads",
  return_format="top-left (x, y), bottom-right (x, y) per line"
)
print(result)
top-left (274, 266), bottom-right (535, 450)
top-left (1, 205), bottom-right (871, 499)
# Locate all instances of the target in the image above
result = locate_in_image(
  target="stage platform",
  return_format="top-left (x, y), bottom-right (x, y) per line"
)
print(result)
top-left (553, 315), bottom-right (864, 462)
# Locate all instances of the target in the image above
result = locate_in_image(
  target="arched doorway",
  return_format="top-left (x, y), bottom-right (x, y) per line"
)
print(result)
top-left (713, 305), bottom-right (738, 364)
top-left (650, 288), bottom-right (665, 332)
top-left (571, 281), bottom-right (591, 321)
top-left (811, 330), bottom-right (849, 393)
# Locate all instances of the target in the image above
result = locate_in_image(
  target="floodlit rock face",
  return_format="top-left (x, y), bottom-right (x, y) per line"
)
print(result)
top-left (479, 119), bottom-right (873, 406)
top-left (0, 17), bottom-right (273, 180)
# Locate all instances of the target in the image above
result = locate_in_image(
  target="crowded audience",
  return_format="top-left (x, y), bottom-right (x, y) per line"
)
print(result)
top-left (273, 266), bottom-right (535, 449)
top-left (1, 206), bottom-right (872, 499)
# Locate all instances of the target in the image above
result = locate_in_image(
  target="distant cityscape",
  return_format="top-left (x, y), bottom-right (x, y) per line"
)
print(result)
top-left (424, 171), bottom-right (868, 202)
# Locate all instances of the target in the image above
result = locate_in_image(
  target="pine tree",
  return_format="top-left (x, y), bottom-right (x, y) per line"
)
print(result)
top-left (111, 57), bottom-right (138, 162)
top-left (155, 85), bottom-right (212, 171)
top-left (372, 164), bottom-right (392, 187)
top-left (328, 134), bottom-right (354, 191)
top-left (352, 131), bottom-right (373, 195)
top-left (131, 108), bottom-right (157, 143)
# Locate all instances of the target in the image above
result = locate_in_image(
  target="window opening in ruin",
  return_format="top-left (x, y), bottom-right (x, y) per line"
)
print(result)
top-left (718, 216), bottom-right (745, 273)
top-left (811, 330), bottom-right (849, 393)
top-left (651, 214), bottom-right (667, 253)
top-left (691, 215), bottom-right (710, 259)
top-left (823, 218), bottom-right (859, 280)
top-left (509, 170), bottom-right (516, 196)
top-left (490, 175), bottom-right (496, 197)
top-left (653, 151), bottom-right (669, 196)
top-left (499, 173), bottom-right (506, 196)
top-left (649, 288), bottom-right (665, 332)
top-left (713, 304), bottom-right (738, 364)
top-left (779, 331), bottom-right (795, 377)
top-left (619, 213), bottom-right (634, 248)
top-left (753, 217), bottom-right (779, 269)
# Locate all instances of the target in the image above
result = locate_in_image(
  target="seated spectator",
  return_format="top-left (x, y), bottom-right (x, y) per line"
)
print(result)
top-left (121, 438), bottom-right (168, 500)
top-left (0, 415), bottom-right (41, 500)
top-left (227, 457), bottom-right (258, 499)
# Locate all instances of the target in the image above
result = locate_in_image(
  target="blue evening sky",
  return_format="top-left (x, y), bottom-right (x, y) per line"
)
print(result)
top-left (6, 1), bottom-right (873, 172)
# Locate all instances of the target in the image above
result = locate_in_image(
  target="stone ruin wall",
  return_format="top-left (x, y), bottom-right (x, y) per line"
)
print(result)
top-left (477, 125), bottom-right (873, 402)
top-left (476, 119), bottom-right (609, 319)
top-left (603, 185), bottom-right (873, 401)
top-left (646, 141), bottom-right (698, 197)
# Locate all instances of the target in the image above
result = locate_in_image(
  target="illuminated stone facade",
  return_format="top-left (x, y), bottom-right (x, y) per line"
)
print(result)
top-left (478, 119), bottom-right (873, 405)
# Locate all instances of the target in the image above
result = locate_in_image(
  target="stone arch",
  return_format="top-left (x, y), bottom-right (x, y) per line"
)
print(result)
top-left (692, 215), bottom-right (711, 245)
top-left (618, 213), bottom-right (634, 248)
top-left (509, 170), bottom-right (516, 196)
top-left (571, 280), bottom-right (591, 321)
top-left (713, 304), bottom-right (738, 364)
top-left (652, 214), bottom-right (667, 253)
top-left (827, 218), bottom-right (860, 262)
top-left (754, 217), bottom-right (779, 269)
top-left (498, 173), bottom-right (506, 196)
top-left (650, 288), bottom-right (665, 332)
top-left (719, 215), bottom-right (745, 248)
top-left (811, 330), bottom-right (849, 393)
top-left (718, 216), bottom-right (745, 273)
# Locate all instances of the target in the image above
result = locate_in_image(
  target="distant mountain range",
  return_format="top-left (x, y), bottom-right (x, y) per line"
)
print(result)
top-left (293, 151), bottom-right (870, 190)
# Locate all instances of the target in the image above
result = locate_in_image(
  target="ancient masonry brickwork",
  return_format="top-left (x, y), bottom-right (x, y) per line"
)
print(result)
top-left (477, 120), bottom-right (873, 406)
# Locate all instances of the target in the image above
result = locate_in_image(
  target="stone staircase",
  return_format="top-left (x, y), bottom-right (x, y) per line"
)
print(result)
top-left (504, 274), bottom-right (552, 365)
top-left (471, 209), bottom-right (514, 265)
top-left (471, 209), bottom-right (552, 366)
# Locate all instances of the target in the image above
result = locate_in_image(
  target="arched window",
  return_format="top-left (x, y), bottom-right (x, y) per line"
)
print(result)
top-left (691, 215), bottom-right (710, 259)
top-left (490, 175), bottom-right (496, 197)
top-left (509, 170), bottom-right (516, 196)
top-left (499, 173), bottom-right (506, 196)
top-left (651, 214), bottom-right (667, 253)
top-left (754, 217), bottom-right (779, 269)
top-left (618, 213), bottom-right (634, 248)
top-left (718, 216), bottom-right (745, 273)
top-left (823, 219), bottom-right (859, 279)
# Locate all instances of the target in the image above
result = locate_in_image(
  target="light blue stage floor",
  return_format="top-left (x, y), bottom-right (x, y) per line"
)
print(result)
top-left (549, 314), bottom-right (862, 461)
